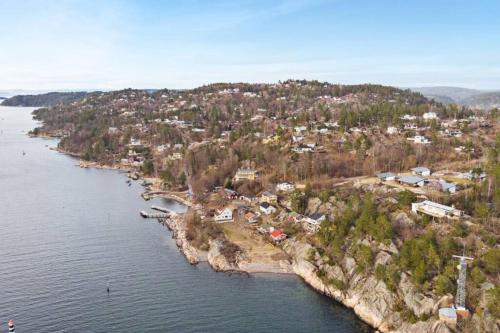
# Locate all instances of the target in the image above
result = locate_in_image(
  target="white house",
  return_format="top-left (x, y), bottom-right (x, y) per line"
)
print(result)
top-left (377, 172), bottom-right (397, 181)
top-left (277, 182), bottom-right (295, 192)
top-left (411, 167), bottom-right (431, 177)
top-left (292, 146), bottom-right (314, 154)
top-left (438, 180), bottom-right (457, 193)
top-left (404, 123), bottom-right (418, 130)
top-left (214, 208), bottom-right (233, 223)
top-left (411, 136), bottom-right (431, 144)
top-left (423, 112), bottom-right (438, 120)
top-left (294, 125), bottom-right (307, 133)
top-left (401, 114), bottom-right (417, 121)
top-left (412, 200), bottom-right (463, 219)
top-left (260, 202), bottom-right (277, 215)
top-left (303, 213), bottom-right (326, 233)
top-left (386, 126), bottom-right (399, 135)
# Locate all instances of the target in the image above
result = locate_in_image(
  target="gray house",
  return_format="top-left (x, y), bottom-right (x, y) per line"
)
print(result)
top-left (399, 175), bottom-right (425, 187)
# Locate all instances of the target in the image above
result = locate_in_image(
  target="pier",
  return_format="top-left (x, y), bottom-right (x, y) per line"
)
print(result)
top-left (139, 210), bottom-right (169, 219)
top-left (151, 205), bottom-right (175, 214)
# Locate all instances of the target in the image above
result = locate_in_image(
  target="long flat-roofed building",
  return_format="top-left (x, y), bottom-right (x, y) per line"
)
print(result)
top-left (412, 200), bottom-right (463, 219)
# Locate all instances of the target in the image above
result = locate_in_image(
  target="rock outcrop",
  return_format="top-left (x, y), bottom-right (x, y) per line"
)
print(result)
top-left (282, 238), bottom-right (452, 333)
top-left (163, 214), bottom-right (206, 264)
top-left (398, 273), bottom-right (434, 318)
top-left (207, 239), bottom-right (238, 272)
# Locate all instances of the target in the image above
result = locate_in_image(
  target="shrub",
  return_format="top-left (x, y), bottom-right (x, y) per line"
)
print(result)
top-left (398, 190), bottom-right (416, 208)
top-left (329, 277), bottom-right (346, 291)
top-left (435, 274), bottom-right (454, 295)
top-left (354, 244), bottom-right (373, 273)
top-left (452, 222), bottom-right (468, 237)
top-left (470, 266), bottom-right (485, 286)
top-left (486, 287), bottom-right (500, 319)
top-left (375, 264), bottom-right (386, 281)
top-left (219, 240), bottom-right (242, 264)
top-left (481, 248), bottom-right (500, 274)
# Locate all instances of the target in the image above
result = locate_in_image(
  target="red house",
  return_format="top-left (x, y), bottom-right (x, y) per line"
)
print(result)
top-left (270, 229), bottom-right (287, 242)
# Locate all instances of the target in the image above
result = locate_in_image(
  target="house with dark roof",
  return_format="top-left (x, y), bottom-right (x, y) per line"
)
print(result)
top-left (259, 202), bottom-right (277, 215)
top-left (303, 213), bottom-right (326, 233)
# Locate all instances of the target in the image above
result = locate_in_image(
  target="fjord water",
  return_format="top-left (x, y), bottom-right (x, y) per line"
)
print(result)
top-left (0, 106), bottom-right (372, 333)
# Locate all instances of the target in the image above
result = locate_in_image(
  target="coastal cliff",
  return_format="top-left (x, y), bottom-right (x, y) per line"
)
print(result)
top-left (162, 214), bottom-right (207, 264)
top-left (282, 239), bottom-right (453, 333)
top-left (159, 212), bottom-right (453, 332)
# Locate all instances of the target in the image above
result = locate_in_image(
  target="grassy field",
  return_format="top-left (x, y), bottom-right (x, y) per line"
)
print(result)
top-left (221, 223), bottom-right (288, 262)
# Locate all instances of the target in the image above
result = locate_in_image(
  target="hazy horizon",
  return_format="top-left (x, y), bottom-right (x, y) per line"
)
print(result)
top-left (1, 0), bottom-right (499, 91)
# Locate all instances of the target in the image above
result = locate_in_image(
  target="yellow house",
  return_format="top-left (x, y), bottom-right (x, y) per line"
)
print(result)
top-left (262, 135), bottom-right (280, 144)
top-left (234, 168), bottom-right (258, 181)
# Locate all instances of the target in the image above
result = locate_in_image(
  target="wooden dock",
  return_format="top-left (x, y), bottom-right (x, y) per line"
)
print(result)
top-left (140, 210), bottom-right (169, 218)
top-left (151, 205), bottom-right (175, 214)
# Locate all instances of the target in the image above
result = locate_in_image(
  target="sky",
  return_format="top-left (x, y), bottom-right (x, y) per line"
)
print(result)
top-left (1, 0), bottom-right (499, 91)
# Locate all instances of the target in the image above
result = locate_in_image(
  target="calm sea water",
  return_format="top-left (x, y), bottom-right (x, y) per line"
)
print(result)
top-left (0, 106), bottom-right (372, 333)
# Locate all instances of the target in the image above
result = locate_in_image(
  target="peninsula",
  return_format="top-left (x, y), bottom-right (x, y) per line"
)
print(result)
top-left (31, 81), bottom-right (500, 333)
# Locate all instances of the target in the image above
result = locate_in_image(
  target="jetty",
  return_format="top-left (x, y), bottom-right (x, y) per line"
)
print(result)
top-left (139, 210), bottom-right (169, 219)
top-left (151, 205), bottom-right (176, 214)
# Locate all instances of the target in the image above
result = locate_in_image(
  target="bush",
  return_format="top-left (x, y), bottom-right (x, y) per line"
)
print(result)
top-left (398, 190), bottom-right (416, 208)
top-left (219, 240), bottom-right (242, 264)
top-left (470, 266), bottom-right (485, 286)
top-left (481, 248), bottom-right (500, 274)
top-left (319, 189), bottom-right (334, 203)
top-left (354, 244), bottom-right (373, 273)
top-left (452, 222), bottom-right (468, 237)
top-left (329, 277), bottom-right (346, 291)
top-left (375, 264), bottom-right (386, 281)
top-left (435, 274), bottom-right (454, 295)
top-left (486, 287), bottom-right (500, 319)
top-left (185, 212), bottom-right (222, 250)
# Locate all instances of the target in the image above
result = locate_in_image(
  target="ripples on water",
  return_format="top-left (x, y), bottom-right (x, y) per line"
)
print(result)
top-left (0, 107), bottom-right (372, 332)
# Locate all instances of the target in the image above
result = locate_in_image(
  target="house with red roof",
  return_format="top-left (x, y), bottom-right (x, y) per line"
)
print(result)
top-left (270, 229), bottom-right (287, 242)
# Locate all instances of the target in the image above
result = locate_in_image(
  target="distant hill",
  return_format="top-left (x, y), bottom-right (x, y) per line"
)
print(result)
top-left (461, 91), bottom-right (500, 110)
top-left (1, 92), bottom-right (89, 107)
top-left (420, 94), bottom-right (456, 105)
top-left (409, 86), bottom-right (500, 109)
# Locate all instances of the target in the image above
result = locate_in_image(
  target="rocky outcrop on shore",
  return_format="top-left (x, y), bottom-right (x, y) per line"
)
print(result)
top-left (282, 239), bottom-right (452, 333)
top-left (162, 217), bottom-right (455, 332)
top-left (162, 214), bottom-right (207, 264)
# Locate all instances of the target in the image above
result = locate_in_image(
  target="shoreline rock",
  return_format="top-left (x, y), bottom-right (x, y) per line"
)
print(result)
top-left (282, 238), bottom-right (452, 333)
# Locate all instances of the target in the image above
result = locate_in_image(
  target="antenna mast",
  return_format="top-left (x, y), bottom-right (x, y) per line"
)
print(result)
top-left (452, 255), bottom-right (473, 311)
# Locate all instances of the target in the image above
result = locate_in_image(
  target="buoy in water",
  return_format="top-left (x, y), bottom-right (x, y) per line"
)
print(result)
top-left (8, 319), bottom-right (15, 332)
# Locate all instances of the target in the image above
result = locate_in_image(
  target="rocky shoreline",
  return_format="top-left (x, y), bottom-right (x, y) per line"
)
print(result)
top-left (161, 211), bottom-right (453, 333)
top-left (38, 148), bottom-right (495, 333)
top-left (58, 157), bottom-right (446, 333)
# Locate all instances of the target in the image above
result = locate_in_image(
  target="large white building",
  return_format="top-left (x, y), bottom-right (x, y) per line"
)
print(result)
top-left (412, 200), bottom-right (463, 219)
